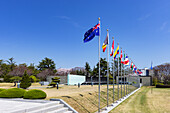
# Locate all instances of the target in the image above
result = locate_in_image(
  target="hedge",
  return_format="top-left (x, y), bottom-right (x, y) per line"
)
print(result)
top-left (0, 88), bottom-right (6, 92)
top-left (23, 89), bottom-right (47, 99)
top-left (0, 88), bottom-right (26, 98)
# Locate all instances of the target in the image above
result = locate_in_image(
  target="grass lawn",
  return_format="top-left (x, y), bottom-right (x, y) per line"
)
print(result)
top-left (110, 86), bottom-right (170, 113)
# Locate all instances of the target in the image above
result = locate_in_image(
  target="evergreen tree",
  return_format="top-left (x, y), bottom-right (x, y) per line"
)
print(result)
top-left (20, 71), bottom-right (31, 89)
top-left (37, 57), bottom-right (56, 71)
top-left (95, 58), bottom-right (107, 77)
top-left (6, 57), bottom-right (16, 71)
top-left (91, 66), bottom-right (97, 77)
top-left (85, 62), bottom-right (91, 76)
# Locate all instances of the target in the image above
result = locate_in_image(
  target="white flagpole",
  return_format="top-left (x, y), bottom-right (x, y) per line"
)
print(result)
top-left (107, 29), bottom-right (109, 107)
top-left (124, 51), bottom-right (125, 97)
top-left (112, 37), bottom-right (115, 103)
top-left (98, 17), bottom-right (101, 113)
top-left (126, 54), bottom-right (128, 95)
top-left (120, 48), bottom-right (122, 98)
top-left (117, 43), bottom-right (120, 101)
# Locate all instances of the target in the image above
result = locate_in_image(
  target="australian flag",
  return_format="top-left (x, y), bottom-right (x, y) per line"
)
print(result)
top-left (83, 23), bottom-right (100, 43)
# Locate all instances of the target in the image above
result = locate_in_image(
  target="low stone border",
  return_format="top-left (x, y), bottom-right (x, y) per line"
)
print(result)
top-left (98, 87), bottom-right (141, 113)
top-left (50, 98), bottom-right (78, 113)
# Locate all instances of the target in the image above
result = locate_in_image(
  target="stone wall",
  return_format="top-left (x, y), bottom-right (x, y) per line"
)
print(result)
top-left (140, 76), bottom-right (151, 86)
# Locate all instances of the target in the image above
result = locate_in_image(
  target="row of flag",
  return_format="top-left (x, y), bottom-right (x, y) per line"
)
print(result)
top-left (83, 22), bottom-right (142, 75)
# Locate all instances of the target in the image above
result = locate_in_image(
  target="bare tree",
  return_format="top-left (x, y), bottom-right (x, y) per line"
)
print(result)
top-left (8, 64), bottom-right (33, 77)
top-left (154, 63), bottom-right (170, 84)
top-left (37, 69), bottom-right (55, 81)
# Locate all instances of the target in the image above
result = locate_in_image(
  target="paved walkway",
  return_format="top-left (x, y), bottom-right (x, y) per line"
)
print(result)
top-left (0, 99), bottom-right (50, 113)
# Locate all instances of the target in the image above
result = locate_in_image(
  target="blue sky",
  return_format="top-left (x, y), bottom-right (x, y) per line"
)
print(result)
top-left (0, 0), bottom-right (170, 69)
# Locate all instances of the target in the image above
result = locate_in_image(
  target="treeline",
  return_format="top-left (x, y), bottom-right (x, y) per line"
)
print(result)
top-left (84, 58), bottom-right (130, 78)
top-left (0, 57), bottom-right (134, 83)
top-left (153, 63), bottom-right (170, 85)
top-left (0, 57), bottom-right (56, 82)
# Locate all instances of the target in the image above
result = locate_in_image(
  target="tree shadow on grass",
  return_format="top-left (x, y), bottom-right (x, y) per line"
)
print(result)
top-left (79, 93), bottom-right (98, 108)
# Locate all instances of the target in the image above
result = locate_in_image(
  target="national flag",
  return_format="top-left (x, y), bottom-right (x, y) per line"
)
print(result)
top-left (151, 61), bottom-right (153, 70)
top-left (83, 23), bottom-right (100, 43)
top-left (133, 64), bottom-right (135, 71)
top-left (102, 32), bottom-right (108, 52)
top-left (124, 55), bottom-right (129, 66)
top-left (120, 49), bottom-right (124, 64)
top-left (130, 62), bottom-right (133, 70)
top-left (137, 69), bottom-right (142, 74)
top-left (110, 39), bottom-right (114, 56)
top-left (114, 45), bottom-right (119, 59)
top-left (124, 53), bottom-right (125, 60)
top-left (134, 66), bottom-right (137, 73)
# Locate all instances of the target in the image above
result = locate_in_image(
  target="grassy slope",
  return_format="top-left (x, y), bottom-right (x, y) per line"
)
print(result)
top-left (110, 87), bottom-right (170, 113)
top-left (54, 85), bottom-right (137, 113)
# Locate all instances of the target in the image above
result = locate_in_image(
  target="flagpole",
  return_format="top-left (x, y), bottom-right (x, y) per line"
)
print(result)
top-left (121, 48), bottom-right (122, 98)
top-left (126, 54), bottom-right (128, 96)
top-left (124, 51), bottom-right (125, 97)
top-left (98, 17), bottom-right (101, 112)
top-left (112, 37), bottom-right (115, 103)
top-left (117, 43), bottom-right (119, 101)
top-left (128, 59), bottom-right (132, 95)
top-left (107, 29), bottom-right (109, 107)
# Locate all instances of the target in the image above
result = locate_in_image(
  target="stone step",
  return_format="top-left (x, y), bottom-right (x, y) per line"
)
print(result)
top-left (47, 107), bottom-right (69, 113)
top-left (64, 111), bottom-right (73, 113)
top-left (27, 104), bottom-right (64, 113)
top-left (11, 101), bottom-right (60, 113)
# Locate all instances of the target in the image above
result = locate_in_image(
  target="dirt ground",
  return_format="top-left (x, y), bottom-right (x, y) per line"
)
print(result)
top-left (110, 87), bottom-right (170, 113)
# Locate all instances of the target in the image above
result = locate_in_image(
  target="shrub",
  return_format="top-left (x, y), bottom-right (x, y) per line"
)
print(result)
top-left (20, 71), bottom-right (31, 89)
top-left (49, 82), bottom-right (57, 87)
top-left (49, 77), bottom-right (60, 87)
top-left (52, 77), bottom-right (60, 83)
top-left (10, 76), bottom-right (22, 83)
top-left (0, 88), bottom-right (6, 92)
top-left (0, 88), bottom-right (26, 98)
top-left (132, 81), bottom-right (136, 84)
top-left (23, 89), bottom-right (46, 99)
top-left (157, 83), bottom-right (164, 85)
top-left (152, 77), bottom-right (158, 86)
top-left (30, 75), bottom-right (38, 83)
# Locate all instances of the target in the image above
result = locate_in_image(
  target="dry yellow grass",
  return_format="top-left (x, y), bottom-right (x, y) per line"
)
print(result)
top-left (0, 83), bottom-right (14, 89)
top-left (42, 85), bottom-right (113, 98)
top-left (42, 85), bottom-right (136, 113)
top-left (0, 82), bottom-right (41, 89)
top-left (110, 87), bottom-right (170, 113)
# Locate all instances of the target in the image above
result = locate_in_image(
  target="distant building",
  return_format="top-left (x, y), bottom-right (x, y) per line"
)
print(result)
top-left (47, 74), bottom-right (86, 85)
top-left (115, 69), bottom-right (153, 86)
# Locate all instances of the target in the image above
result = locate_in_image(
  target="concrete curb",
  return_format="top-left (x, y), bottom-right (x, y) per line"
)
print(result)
top-left (97, 87), bottom-right (141, 113)
top-left (50, 98), bottom-right (78, 113)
